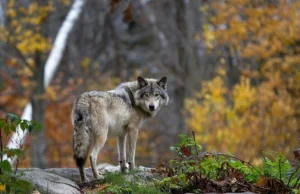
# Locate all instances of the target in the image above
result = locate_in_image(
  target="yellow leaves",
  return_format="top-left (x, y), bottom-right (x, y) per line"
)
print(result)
top-left (203, 26), bottom-right (215, 49)
top-left (28, 2), bottom-right (38, 15)
top-left (197, 1), bottom-right (300, 161)
top-left (216, 65), bottom-right (226, 75)
top-left (16, 33), bottom-right (51, 54)
top-left (270, 100), bottom-right (292, 118)
top-left (7, 9), bottom-right (16, 18)
top-left (24, 30), bottom-right (32, 37)
top-left (0, 27), bottom-right (8, 41)
top-left (3, 1), bottom-right (54, 56)
top-left (47, 87), bottom-right (58, 101)
top-left (81, 57), bottom-right (91, 74)
top-left (11, 19), bottom-right (18, 27)
top-left (7, 0), bottom-right (15, 8)
top-left (233, 77), bottom-right (256, 113)
top-left (186, 64), bottom-right (299, 161)
top-left (58, 0), bottom-right (71, 6)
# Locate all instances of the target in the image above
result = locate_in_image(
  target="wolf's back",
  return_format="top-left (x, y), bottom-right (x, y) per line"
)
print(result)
top-left (72, 95), bottom-right (91, 167)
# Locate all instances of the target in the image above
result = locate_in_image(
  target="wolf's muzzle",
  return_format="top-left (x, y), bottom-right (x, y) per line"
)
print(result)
top-left (149, 105), bottom-right (155, 111)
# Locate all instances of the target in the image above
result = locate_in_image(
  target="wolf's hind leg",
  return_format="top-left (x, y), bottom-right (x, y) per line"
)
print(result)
top-left (75, 157), bottom-right (89, 182)
top-left (79, 164), bottom-right (89, 182)
top-left (118, 134), bottom-right (127, 173)
top-left (90, 131), bottom-right (107, 180)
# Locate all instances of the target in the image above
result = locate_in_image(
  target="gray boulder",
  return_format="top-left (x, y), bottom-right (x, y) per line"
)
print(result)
top-left (18, 169), bottom-right (80, 194)
top-left (16, 164), bottom-right (158, 194)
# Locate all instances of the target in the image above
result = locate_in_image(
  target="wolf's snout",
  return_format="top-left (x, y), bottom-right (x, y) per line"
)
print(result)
top-left (149, 105), bottom-right (155, 111)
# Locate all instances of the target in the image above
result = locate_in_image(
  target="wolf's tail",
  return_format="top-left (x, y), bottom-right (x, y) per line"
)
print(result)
top-left (72, 98), bottom-right (91, 168)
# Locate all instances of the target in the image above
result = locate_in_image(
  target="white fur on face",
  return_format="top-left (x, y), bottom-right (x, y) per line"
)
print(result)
top-left (137, 97), bottom-right (161, 115)
top-left (147, 97), bottom-right (160, 111)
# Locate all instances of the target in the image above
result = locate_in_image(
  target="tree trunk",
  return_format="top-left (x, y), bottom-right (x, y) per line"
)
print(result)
top-left (173, 0), bottom-right (195, 135)
top-left (31, 51), bottom-right (48, 168)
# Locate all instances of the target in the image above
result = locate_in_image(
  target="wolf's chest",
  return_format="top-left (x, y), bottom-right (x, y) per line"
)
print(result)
top-left (107, 110), bottom-right (143, 137)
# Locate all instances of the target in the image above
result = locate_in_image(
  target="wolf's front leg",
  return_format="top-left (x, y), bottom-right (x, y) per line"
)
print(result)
top-left (118, 134), bottom-right (127, 173)
top-left (127, 129), bottom-right (138, 171)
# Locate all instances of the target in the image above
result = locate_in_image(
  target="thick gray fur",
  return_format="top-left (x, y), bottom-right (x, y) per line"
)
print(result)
top-left (72, 77), bottom-right (169, 182)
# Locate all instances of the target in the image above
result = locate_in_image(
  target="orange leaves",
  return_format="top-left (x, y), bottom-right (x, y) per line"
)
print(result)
top-left (204, 0), bottom-right (300, 60)
top-left (123, 1), bottom-right (133, 23)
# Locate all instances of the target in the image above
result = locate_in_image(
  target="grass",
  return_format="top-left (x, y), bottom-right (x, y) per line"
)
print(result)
top-left (96, 171), bottom-right (166, 194)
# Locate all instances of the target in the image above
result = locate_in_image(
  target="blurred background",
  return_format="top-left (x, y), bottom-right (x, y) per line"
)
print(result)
top-left (0, 0), bottom-right (299, 168)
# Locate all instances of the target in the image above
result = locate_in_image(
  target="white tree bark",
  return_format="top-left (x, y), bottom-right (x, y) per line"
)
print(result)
top-left (44, 0), bottom-right (86, 88)
top-left (5, 0), bottom-right (86, 165)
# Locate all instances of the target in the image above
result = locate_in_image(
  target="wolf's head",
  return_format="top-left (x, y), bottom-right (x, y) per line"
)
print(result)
top-left (134, 76), bottom-right (169, 117)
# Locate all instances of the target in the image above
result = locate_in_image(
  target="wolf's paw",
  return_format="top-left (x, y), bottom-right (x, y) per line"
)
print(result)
top-left (128, 162), bottom-right (135, 171)
top-left (120, 165), bottom-right (128, 173)
top-left (83, 176), bottom-right (90, 183)
top-left (95, 174), bottom-right (104, 180)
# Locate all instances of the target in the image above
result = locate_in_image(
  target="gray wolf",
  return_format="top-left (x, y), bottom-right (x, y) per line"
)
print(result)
top-left (72, 76), bottom-right (169, 182)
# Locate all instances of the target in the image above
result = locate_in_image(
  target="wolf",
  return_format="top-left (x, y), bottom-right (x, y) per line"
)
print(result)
top-left (72, 76), bottom-right (169, 182)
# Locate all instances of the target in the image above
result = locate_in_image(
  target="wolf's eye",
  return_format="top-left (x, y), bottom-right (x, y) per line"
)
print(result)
top-left (154, 92), bottom-right (160, 97)
top-left (144, 93), bottom-right (149, 98)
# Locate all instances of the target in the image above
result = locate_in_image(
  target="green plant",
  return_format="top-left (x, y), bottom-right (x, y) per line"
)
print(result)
top-left (98, 172), bottom-right (166, 194)
top-left (0, 113), bottom-right (41, 193)
top-left (0, 174), bottom-right (33, 194)
top-left (170, 132), bottom-right (202, 158)
top-left (154, 132), bottom-right (300, 193)
top-left (262, 153), bottom-right (293, 184)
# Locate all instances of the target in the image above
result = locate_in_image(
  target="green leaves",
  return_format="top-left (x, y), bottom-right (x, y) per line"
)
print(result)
top-left (262, 154), bottom-right (292, 184)
top-left (170, 133), bottom-right (202, 157)
top-left (155, 133), bottom-right (299, 193)
top-left (0, 161), bottom-right (12, 173)
top-left (0, 113), bottom-right (42, 176)
top-left (6, 113), bottom-right (18, 123)
top-left (2, 113), bottom-right (42, 134)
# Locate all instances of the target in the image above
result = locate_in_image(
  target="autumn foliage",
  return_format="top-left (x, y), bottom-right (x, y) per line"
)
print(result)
top-left (187, 0), bottom-right (300, 162)
top-left (1, 0), bottom-right (299, 170)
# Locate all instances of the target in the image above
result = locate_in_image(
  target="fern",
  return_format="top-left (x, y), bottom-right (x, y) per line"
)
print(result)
top-left (262, 154), bottom-right (293, 184)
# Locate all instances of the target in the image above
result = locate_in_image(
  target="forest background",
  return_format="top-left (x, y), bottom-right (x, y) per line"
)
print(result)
top-left (0, 0), bottom-right (299, 169)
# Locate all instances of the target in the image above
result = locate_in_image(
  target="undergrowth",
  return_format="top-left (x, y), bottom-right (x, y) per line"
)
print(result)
top-left (80, 171), bottom-right (165, 194)
top-left (80, 132), bottom-right (300, 194)
top-left (152, 132), bottom-right (300, 194)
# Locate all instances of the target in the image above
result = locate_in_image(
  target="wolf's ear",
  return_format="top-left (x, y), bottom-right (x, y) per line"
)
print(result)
top-left (137, 76), bottom-right (148, 88)
top-left (157, 77), bottom-right (167, 90)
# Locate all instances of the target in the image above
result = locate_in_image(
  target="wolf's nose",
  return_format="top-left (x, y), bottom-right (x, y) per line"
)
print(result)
top-left (149, 105), bottom-right (155, 111)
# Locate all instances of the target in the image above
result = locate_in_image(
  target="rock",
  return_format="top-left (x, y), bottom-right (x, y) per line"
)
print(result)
top-left (44, 163), bottom-right (120, 183)
top-left (44, 168), bottom-right (92, 183)
top-left (18, 169), bottom-right (80, 194)
top-left (16, 164), bottom-right (160, 193)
